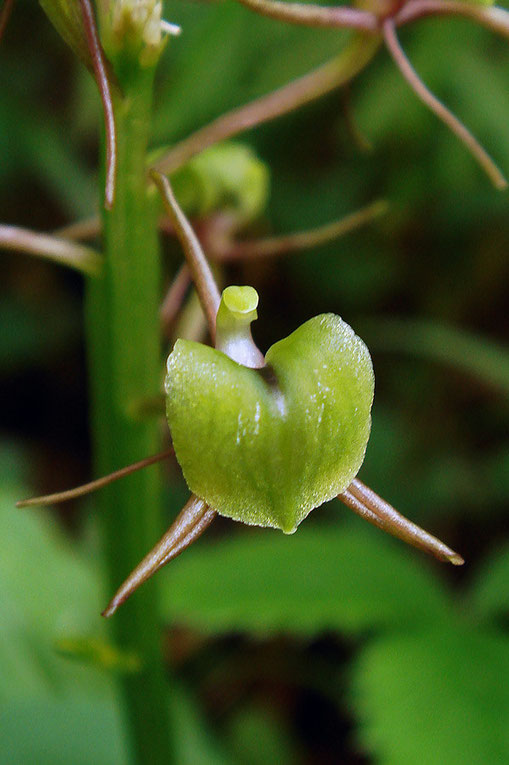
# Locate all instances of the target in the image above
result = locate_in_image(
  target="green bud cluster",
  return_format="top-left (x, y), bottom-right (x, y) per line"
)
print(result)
top-left (171, 143), bottom-right (270, 224)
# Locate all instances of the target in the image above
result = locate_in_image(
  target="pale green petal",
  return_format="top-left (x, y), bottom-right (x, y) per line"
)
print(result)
top-left (166, 314), bottom-right (374, 533)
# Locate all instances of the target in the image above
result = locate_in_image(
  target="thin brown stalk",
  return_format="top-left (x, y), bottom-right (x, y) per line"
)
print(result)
top-left (342, 84), bottom-right (374, 153)
top-left (55, 215), bottom-right (101, 241)
top-left (0, 0), bottom-right (14, 42)
top-left (78, 0), bottom-right (117, 208)
top-left (150, 171), bottom-right (221, 340)
top-left (220, 200), bottom-right (388, 261)
top-left (396, 0), bottom-right (509, 41)
top-left (234, 0), bottom-right (378, 30)
top-left (153, 34), bottom-right (381, 175)
top-left (55, 214), bottom-right (177, 241)
top-left (160, 264), bottom-right (191, 337)
top-left (340, 478), bottom-right (464, 565)
top-left (17, 449), bottom-right (173, 508)
top-left (102, 495), bottom-right (217, 617)
top-left (0, 224), bottom-right (102, 276)
top-left (383, 20), bottom-right (507, 190)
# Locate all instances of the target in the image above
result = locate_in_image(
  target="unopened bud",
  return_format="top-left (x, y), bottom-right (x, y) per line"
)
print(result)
top-left (40, 0), bottom-right (90, 65)
top-left (101, 0), bottom-right (181, 66)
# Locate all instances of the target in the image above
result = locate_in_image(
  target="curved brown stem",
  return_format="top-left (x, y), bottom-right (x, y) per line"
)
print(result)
top-left (102, 495), bottom-right (217, 617)
top-left (342, 83), bottom-right (374, 153)
top-left (153, 35), bottom-right (381, 175)
top-left (150, 170), bottom-right (221, 340)
top-left (78, 0), bottom-right (117, 208)
top-left (160, 263), bottom-right (191, 337)
top-left (17, 449), bottom-right (173, 508)
top-left (55, 214), bottom-right (178, 242)
top-left (383, 19), bottom-right (507, 190)
top-left (55, 215), bottom-right (101, 241)
top-left (233, 0), bottom-right (378, 30)
top-left (219, 200), bottom-right (388, 261)
top-left (396, 0), bottom-right (509, 41)
top-left (339, 478), bottom-right (464, 565)
top-left (0, 224), bottom-right (102, 276)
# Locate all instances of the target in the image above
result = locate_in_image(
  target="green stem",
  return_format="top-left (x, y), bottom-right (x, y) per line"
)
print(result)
top-left (86, 68), bottom-right (172, 764)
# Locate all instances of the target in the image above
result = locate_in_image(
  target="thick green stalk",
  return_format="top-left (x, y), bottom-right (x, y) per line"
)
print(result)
top-left (86, 68), bottom-right (172, 764)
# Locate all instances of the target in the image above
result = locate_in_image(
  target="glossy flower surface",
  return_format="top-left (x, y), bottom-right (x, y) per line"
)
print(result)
top-left (166, 314), bottom-right (374, 533)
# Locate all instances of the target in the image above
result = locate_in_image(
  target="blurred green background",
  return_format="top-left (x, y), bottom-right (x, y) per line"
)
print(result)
top-left (1, 1), bottom-right (509, 763)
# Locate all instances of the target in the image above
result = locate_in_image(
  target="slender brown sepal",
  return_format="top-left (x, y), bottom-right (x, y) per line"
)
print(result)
top-left (0, 224), bottom-right (102, 277)
top-left (102, 495), bottom-right (217, 617)
top-left (55, 215), bottom-right (101, 241)
top-left (160, 263), bottom-right (191, 337)
top-left (234, 0), bottom-right (378, 30)
top-left (150, 170), bottom-right (221, 340)
top-left (220, 200), bottom-right (388, 261)
top-left (78, 0), bottom-right (117, 208)
top-left (342, 84), bottom-right (374, 154)
top-left (153, 36), bottom-right (381, 176)
top-left (395, 0), bottom-right (509, 42)
top-left (339, 478), bottom-right (464, 565)
top-left (17, 449), bottom-right (173, 508)
top-left (383, 19), bottom-right (507, 190)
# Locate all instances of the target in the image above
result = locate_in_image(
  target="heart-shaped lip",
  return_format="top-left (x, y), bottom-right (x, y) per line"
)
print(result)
top-left (166, 313), bottom-right (374, 534)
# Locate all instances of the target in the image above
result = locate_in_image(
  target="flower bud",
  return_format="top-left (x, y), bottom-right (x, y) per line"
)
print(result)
top-left (170, 143), bottom-right (270, 225)
top-left (39, 0), bottom-right (90, 65)
top-left (99, 0), bottom-right (180, 67)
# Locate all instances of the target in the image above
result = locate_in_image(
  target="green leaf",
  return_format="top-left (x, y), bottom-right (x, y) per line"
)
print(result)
top-left (470, 543), bottom-right (509, 622)
top-left (0, 476), bottom-right (128, 762)
top-left (166, 314), bottom-right (374, 533)
top-left (160, 524), bottom-right (451, 636)
top-left (1, 697), bottom-right (127, 765)
top-left (350, 626), bottom-right (509, 765)
top-left (0, 486), bottom-right (105, 698)
top-left (0, 466), bottom-right (236, 763)
top-left (170, 685), bottom-right (236, 765)
top-left (153, 1), bottom-right (342, 143)
top-left (362, 317), bottom-right (509, 396)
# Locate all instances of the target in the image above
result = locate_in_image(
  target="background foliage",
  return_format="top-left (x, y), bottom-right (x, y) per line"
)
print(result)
top-left (1, 0), bottom-right (509, 762)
